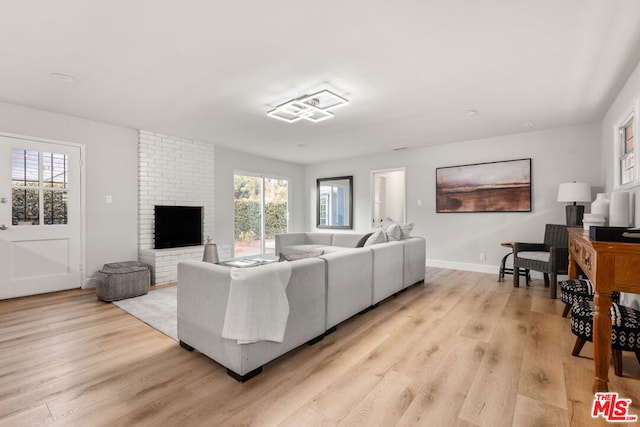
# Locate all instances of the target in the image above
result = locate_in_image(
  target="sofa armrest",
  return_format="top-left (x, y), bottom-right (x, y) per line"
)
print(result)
top-left (177, 261), bottom-right (231, 347)
top-left (403, 237), bottom-right (426, 287)
top-left (321, 249), bottom-right (373, 329)
top-left (371, 241), bottom-right (404, 304)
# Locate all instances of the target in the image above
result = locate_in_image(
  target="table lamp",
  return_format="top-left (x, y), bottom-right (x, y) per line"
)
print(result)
top-left (557, 182), bottom-right (591, 226)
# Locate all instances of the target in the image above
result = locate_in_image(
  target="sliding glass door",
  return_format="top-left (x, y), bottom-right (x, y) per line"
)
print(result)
top-left (234, 173), bottom-right (288, 257)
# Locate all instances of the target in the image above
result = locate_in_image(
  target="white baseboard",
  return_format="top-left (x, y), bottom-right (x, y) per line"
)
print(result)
top-left (83, 276), bottom-right (98, 289)
top-left (426, 258), bottom-right (498, 275)
top-left (426, 258), bottom-right (566, 281)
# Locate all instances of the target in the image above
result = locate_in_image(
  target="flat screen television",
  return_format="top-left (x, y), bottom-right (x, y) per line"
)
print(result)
top-left (154, 205), bottom-right (203, 249)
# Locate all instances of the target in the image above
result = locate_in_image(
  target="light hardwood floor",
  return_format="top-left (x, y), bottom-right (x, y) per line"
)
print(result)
top-left (1, 267), bottom-right (639, 426)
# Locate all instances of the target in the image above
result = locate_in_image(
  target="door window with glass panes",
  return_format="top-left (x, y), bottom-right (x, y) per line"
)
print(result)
top-left (12, 150), bottom-right (68, 226)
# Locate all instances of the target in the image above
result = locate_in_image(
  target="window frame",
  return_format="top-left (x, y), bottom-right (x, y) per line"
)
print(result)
top-left (616, 107), bottom-right (636, 189)
top-left (11, 149), bottom-right (69, 226)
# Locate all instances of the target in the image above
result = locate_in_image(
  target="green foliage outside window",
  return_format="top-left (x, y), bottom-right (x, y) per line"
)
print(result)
top-left (234, 199), bottom-right (287, 240)
top-left (234, 175), bottom-right (288, 241)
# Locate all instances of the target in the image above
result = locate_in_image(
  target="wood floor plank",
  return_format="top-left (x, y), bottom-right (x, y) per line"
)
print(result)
top-left (278, 406), bottom-right (336, 427)
top-left (458, 318), bottom-right (529, 426)
top-left (518, 311), bottom-right (568, 410)
top-left (511, 394), bottom-right (569, 427)
top-left (1, 268), bottom-right (639, 427)
top-left (395, 336), bottom-right (487, 426)
top-left (336, 370), bottom-right (415, 426)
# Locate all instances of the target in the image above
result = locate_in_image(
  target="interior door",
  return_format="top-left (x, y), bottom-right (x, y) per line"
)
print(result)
top-left (0, 136), bottom-right (82, 299)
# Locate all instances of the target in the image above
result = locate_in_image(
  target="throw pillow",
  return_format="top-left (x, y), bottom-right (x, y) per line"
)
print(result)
top-left (364, 229), bottom-right (388, 246)
top-left (385, 223), bottom-right (402, 241)
top-left (356, 232), bottom-right (373, 248)
top-left (400, 222), bottom-right (414, 239)
top-left (279, 249), bottom-right (324, 262)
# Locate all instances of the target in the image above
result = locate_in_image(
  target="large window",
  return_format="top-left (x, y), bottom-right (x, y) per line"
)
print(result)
top-left (619, 114), bottom-right (635, 186)
top-left (234, 174), bottom-right (288, 257)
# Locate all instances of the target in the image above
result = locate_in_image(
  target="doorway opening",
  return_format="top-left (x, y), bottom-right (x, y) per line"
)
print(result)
top-left (371, 168), bottom-right (406, 227)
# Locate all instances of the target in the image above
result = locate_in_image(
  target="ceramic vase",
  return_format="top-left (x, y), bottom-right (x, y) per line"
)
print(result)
top-left (609, 191), bottom-right (630, 227)
top-left (591, 193), bottom-right (610, 225)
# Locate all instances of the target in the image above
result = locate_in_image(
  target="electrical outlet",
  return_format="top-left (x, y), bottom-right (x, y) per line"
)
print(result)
top-left (480, 252), bottom-right (486, 261)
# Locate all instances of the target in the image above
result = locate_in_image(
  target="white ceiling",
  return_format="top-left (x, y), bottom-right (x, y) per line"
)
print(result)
top-left (2, 1), bottom-right (640, 164)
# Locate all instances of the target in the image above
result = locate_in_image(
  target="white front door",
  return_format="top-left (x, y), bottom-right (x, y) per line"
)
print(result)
top-left (0, 136), bottom-right (83, 299)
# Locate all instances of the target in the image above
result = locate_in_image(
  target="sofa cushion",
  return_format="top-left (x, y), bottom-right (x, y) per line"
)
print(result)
top-left (279, 249), bottom-right (324, 262)
top-left (281, 244), bottom-right (326, 253)
top-left (364, 229), bottom-right (388, 246)
top-left (304, 233), bottom-right (334, 246)
top-left (517, 251), bottom-right (550, 262)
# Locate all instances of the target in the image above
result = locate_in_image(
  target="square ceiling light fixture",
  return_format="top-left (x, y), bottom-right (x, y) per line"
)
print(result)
top-left (267, 89), bottom-right (349, 123)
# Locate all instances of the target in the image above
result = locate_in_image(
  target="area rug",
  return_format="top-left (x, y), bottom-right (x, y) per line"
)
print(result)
top-left (113, 286), bottom-right (178, 341)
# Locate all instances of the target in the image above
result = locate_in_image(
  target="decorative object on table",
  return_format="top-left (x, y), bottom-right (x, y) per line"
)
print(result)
top-left (512, 224), bottom-right (568, 299)
top-left (557, 182), bottom-right (591, 227)
top-left (203, 236), bottom-right (219, 263)
top-left (436, 158), bottom-right (531, 213)
top-left (609, 191), bottom-right (630, 227)
top-left (588, 226), bottom-right (640, 243)
top-left (570, 300), bottom-right (640, 377)
top-left (581, 214), bottom-right (606, 230)
top-left (591, 193), bottom-right (610, 220)
top-left (583, 193), bottom-right (608, 229)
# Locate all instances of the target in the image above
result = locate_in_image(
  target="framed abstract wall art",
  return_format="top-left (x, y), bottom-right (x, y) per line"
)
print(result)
top-left (436, 158), bottom-right (531, 213)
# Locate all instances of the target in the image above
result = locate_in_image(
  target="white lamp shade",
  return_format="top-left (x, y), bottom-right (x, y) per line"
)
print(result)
top-left (557, 182), bottom-right (591, 203)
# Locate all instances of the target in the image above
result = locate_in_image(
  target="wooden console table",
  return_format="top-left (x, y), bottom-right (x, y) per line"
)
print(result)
top-left (567, 227), bottom-right (640, 392)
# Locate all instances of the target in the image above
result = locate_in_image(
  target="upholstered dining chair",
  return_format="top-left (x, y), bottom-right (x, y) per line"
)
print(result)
top-left (512, 224), bottom-right (569, 299)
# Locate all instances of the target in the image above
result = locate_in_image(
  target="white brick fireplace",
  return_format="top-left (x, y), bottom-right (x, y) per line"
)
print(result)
top-left (137, 130), bottom-right (215, 284)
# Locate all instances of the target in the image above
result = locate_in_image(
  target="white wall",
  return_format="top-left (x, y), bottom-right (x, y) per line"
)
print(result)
top-left (0, 101), bottom-right (139, 286)
top-left (214, 145), bottom-right (306, 258)
top-left (306, 123), bottom-right (602, 273)
top-left (601, 61), bottom-right (640, 309)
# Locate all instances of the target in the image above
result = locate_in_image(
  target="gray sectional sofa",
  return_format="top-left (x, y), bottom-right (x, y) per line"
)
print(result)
top-left (177, 231), bottom-right (426, 382)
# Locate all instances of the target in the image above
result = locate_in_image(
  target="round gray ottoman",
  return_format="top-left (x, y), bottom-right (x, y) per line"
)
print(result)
top-left (96, 263), bottom-right (151, 302)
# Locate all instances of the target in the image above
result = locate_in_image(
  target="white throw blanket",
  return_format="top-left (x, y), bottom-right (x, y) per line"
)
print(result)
top-left (221, 262), bottom-right (292, 344)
